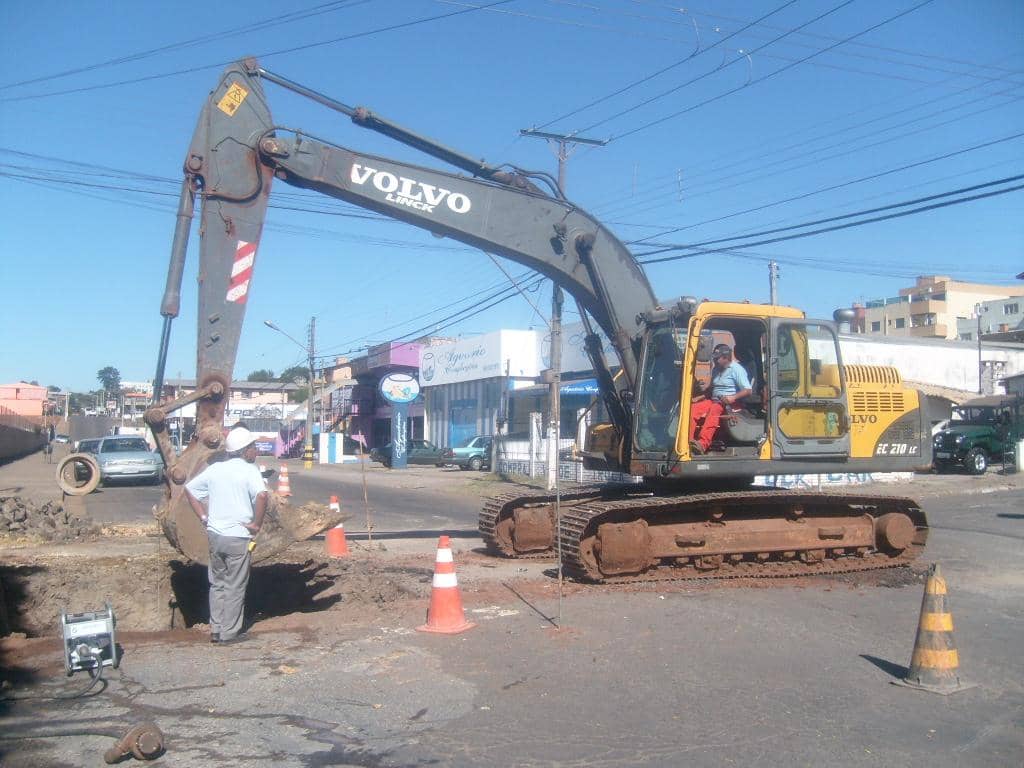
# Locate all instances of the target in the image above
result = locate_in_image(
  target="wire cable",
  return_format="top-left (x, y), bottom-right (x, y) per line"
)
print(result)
top-left (535, 0), bottom-right (801, 130)
top-left (0, 0), bottom-right (519, 103)
top-left (607, 0), bottom-right (938, 142)
top-left (636, 180), bottom-right (1024, 262)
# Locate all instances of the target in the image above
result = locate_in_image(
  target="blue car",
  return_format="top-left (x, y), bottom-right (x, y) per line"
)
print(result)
top-left (444, 435), bottom-right (493, 471)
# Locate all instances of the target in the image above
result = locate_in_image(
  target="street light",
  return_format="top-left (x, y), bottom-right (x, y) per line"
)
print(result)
top-left (974, 303), bottom-right (986, 395)
top-left (265, 319), bottom-right (317, 469)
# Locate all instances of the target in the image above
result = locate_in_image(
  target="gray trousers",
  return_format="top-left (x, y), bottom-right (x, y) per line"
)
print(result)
top-left (208, 531), bottom-right (251, 640)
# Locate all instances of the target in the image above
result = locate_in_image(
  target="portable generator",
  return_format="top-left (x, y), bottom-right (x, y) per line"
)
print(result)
top-left (60, 602), bottom-right (119, 677)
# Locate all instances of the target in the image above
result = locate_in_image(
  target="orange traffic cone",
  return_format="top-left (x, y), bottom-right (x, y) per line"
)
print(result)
top-left (277, 464), bottom-right (292, 497)
top-left (325, 495), bottom-right (349, 558)
top-left (893, 563), bottom-right (975, 695)
top-left (417, 536), bottom-right (476, 635)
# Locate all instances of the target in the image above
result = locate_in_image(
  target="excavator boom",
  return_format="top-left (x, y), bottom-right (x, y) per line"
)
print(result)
top-left (147, 59), bottom-right (928, 581)
top-left (146, 58), bottom-right (657, 564)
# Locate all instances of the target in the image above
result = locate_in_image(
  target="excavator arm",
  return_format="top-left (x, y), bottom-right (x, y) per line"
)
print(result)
top-left (146, 58), bottom-right (658, 563)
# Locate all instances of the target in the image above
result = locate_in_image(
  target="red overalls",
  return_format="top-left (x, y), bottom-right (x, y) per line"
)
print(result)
top-left (689, 399), bottom-right (725, 452)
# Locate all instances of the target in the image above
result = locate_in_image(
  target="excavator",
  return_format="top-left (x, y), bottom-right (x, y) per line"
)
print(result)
top-left (146, 58), bottom-right (930, 581)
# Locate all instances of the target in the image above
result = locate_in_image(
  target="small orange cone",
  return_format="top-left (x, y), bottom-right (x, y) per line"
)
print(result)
top-left (277, 464), bottom-right (292, 497)
top-left (325, 495), bottom-right (349, 558)
top-left (417, 536), bottom-right (476, 635)
top-left (893, 563), bottom-right (974, 695)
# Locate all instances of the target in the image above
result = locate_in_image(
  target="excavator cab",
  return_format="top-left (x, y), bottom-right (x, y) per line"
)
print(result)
top-left (586, 303), bottom-right (854, 479)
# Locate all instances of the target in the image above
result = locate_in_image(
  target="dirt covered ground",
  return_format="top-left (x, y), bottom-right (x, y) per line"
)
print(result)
top-left (1, 457), bottom-right (1020, 658)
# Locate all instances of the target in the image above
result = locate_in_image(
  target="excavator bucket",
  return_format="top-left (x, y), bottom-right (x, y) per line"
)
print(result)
top-left (151, 439), bottom-right (346, 566)
top-left (156, 490), bottom-right (347, 566)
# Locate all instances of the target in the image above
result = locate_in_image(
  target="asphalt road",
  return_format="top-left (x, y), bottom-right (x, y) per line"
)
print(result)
top-left (2, 479), bottom-right (1021, 767)
top-left (77, 459), bottom-right (487, 535)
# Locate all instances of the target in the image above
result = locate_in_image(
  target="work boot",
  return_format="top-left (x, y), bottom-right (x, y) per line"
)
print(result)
top-left (689, 440), bottom-right (706, 455)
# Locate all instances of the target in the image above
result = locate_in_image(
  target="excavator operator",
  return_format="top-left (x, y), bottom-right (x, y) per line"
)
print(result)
top-left (689, 344), bottom-right (752, 455)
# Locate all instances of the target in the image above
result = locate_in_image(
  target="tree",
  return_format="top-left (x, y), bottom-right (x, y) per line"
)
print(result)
top-left (97, 366), bottom-right (121, 394)
top-left (278, 365), bottom-right (309, 384)
top-left (276, 365), bottom-right (310, 403)
top-left (246, 369), bottom-right (275, 382)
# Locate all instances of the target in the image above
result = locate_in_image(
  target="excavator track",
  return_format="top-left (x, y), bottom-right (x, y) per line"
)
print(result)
top-left (479, 483), bottom-right (644, 558)
top-left (556, 489), bottom-right (928, 583)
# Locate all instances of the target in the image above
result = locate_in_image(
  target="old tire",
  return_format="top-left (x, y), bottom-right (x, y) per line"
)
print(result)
top-left (468, 456), bottom-right (484, 471)
top-left (56, 452), bottom-right (101, 496)
top-left (965, 448), bottom-right (987, 475)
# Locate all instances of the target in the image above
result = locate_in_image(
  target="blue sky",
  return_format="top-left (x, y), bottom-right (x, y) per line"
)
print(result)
top-left (1, 0), bottom-right (1021, 393)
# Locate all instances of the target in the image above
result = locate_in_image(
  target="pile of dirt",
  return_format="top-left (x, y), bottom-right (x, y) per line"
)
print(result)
top-left (0, 496), bottom-right (100, 543)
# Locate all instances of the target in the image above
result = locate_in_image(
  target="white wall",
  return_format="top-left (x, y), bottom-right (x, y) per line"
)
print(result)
top-left (838, 334), bottom-right (1024, 393)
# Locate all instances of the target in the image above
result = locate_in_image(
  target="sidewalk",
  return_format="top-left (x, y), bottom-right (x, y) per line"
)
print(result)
top-left (0, 444), bottom-right (70, 505)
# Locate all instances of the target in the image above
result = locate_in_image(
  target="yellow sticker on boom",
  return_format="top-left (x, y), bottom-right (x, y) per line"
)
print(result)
top-left (217, 82), bottom-right (249, 117)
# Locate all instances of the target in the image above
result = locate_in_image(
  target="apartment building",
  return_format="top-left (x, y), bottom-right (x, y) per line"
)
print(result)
top-left (956, 296), bottom-right (1024, 342)
top-left (853, 275), bottom-right (1024, 340)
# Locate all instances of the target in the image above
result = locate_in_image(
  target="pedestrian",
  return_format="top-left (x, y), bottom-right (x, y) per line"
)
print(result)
top-left (689, 343), bottom-right (752, 455)
top-left (184, 426), bottom-right (268, 645)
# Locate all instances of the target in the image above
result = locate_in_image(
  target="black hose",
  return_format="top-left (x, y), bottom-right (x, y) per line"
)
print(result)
top-left (0, 663), bottom-right (106, 702)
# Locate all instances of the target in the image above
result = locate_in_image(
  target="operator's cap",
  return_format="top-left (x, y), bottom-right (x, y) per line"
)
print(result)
top-left (225, 426), bottom-right (257, 453)
top-left (712, 343), bottom-right (732, 358)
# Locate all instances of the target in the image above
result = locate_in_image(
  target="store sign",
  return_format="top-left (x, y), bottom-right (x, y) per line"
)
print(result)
top-left (222, 403), bottom-right (297, 425)
top-left (560, 379), bottom-right (599, 396)
top-left (419, 330), bottom-right (540, 387)
top-left (554, 322), bottom-right (615, 373)
top-left (378, 373), bottom-right (420, 404)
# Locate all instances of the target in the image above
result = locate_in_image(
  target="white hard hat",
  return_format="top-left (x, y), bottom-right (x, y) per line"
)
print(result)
top-left (225, 427), bottom-right (256, 453)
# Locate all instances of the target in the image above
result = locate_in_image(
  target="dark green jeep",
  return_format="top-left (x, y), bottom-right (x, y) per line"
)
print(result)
top-left (932, 395), bottom-right (1023, 475)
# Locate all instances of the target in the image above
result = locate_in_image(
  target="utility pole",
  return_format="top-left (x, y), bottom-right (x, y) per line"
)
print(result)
top-left (519, 129), bottom-right (606, 492)
top-left (546, 287), bottom-right (563, 490)
top-left (975, 303), bottom-right (985, 395)
top-left (769, 260), bottom-right (779, 305)
top-left (306, 317), bottom-right (317, 469)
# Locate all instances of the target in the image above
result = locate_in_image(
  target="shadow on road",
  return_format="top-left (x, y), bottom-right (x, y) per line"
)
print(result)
top-left (860, 654), bottom-right (908, 681)
top-left (168, 561), bottom-right (342, 629)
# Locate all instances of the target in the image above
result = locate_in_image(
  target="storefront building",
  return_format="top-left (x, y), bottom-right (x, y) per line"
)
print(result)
top-left (340, 341), bottom-right (424, 450)
top-left (420, 330), bottom-right (540, 448)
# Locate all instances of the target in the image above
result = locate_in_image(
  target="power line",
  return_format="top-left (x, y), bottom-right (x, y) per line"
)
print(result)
top-left (608, 0), bottom-right (938, 142)
top-left (627, 130), bottom-right (1024, 245)
top-left (626, 0), bottom-right (1023, 77)
top-left (597, 84), bottom-right (1023, 223)
top-left (577, 0), bottom-right (859, 135)
top-left (637, 174), bottom-right (1024, 251)
top-left (0, 0), bottom-right (519, 103)
top-left (636, 179), bottom-right (1024, 262)
top-left (534, 0), bottom-right (801, 130)
top-left (583, 53), bottom-right (1023, 214)
top-left (0, 1), bottom-right (372, 91)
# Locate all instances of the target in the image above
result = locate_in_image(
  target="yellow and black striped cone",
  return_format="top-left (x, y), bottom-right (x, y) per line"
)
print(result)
top-left (893, 563), bottom-right (974, 695)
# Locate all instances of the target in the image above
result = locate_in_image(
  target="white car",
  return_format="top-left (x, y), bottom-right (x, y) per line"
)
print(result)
top-left (82, 436), bottom-right (164, 485)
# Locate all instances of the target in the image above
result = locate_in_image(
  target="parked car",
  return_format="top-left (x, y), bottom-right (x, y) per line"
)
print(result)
top-left (369, 440), bottom-right (447, 468)
top-left (74, 436), bottom-right (164, 485)
top-left (444, 435), bottom-right (493, 471)
top-left (933, 395), bottom-right (1023, 475)
top-left (53, 433), bottom-right (70, 444)
top-left (74, 438), bottom-right (102, 455)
